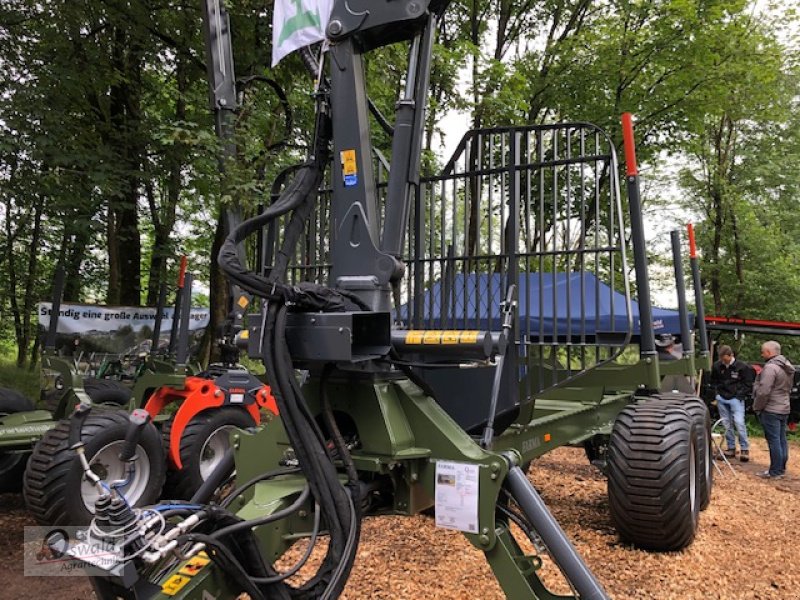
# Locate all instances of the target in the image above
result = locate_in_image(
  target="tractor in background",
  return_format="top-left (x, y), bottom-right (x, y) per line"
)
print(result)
top-left (0, 261), bottom-right (192, 500)
top-left (700, 315), bottom-right (800, 426)
top-left (13, 259), bottom-right (276, 525)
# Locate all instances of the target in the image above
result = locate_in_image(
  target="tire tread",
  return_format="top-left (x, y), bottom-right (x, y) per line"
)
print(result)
top-left (607, 401), bottom-right (700, 551)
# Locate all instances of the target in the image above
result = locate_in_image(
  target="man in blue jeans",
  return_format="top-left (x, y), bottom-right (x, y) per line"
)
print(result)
top-left (753, 340), bottom-right (795, 479)
top-left (710, 345), bottom-right (754, 461)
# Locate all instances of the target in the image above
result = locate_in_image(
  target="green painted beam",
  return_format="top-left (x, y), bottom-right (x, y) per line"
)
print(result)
top-left (0, 410), bottom-right (56, 450)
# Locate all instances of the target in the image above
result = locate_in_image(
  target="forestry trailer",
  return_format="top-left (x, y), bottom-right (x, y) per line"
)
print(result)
top-left (54, 0), bottom-right (713, 598)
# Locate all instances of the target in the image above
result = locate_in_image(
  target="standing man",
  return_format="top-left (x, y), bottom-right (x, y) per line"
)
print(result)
top-left (657, 333), bottom-right (694, 394)
top-left (710, 345), bottom-right (754, 461)
top-left (753, 340), bottom-right (794, 479)
top-left (655, 333), bottom-right (682, 361)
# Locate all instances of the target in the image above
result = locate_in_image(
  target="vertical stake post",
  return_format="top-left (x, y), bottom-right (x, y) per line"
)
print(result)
top-left (687, 223), bottom-right (709, 355)
top-left (168, 256), bottom-right (188, 355)
top-left (46, 267), bottom-right (66, 351)
top-left (670, 230), bottom-right (693, 357)
top-left (176, 272), bottom-right (193, 366)
top-left (621, 114), bottom-right (656, 359)
top-left (150, 282), bottom-right (168, 357)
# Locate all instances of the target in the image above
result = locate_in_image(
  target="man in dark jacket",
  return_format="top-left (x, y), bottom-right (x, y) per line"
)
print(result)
top-left (710, 345), bottom-right (754, 461)
top-left (753, 340), bottom-right (794, 478)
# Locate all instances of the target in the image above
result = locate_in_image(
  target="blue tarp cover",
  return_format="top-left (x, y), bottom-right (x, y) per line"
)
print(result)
top-left (402, 272), bottom-right (687, 336)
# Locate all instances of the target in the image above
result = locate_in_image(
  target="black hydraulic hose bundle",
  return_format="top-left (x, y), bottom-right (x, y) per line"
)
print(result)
top-left (217, 113), bottom-right (338, 308)
top-left (259, 304), bottom-right (360, 599)
top-left (216, 74), bottom-right (361, 599)
top-left (320, 365), bottom-right (359, 483)
top-left (217, 104), bottom-right (365, 314)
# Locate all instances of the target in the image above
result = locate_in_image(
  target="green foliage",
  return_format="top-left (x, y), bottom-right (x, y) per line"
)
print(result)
top-left (0, 356), bottom-right (40, 402)
top-left (745, 414), bottom-right (800, 442)
top-left (1, 0), bottom-right (800, 374)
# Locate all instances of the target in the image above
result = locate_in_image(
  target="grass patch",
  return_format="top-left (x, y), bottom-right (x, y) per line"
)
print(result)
top-left (745, 414), bottom-right (764, 438)
top-left (0, 357), bottom-right (40, 401)
top-left (744, 414), bottom-right (800, 442)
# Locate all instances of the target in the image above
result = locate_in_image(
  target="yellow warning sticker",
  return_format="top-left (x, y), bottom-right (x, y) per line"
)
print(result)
top-left (341, 149), bottom-right (357, 175)
top-left (237, 295), bottom-right (249, 309)
top-left (178, 553), bottom-right (211, 577)
top-left (441, 331), bottom-right (460, 344)
top-left (405, 330), bottom-right (482, 345)
top-left (459, 330), bottom-right (480, 344)
top-left (162, 574), bottom-right (192, 595)
top-left (240, 329), bottom-right (249, 340)
top-left (405, 331), bottom-right (424, 344)
top-left (422, 330), bottom-right (443, 344)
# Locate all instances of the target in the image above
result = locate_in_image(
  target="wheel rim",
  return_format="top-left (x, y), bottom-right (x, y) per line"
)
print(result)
top-left (199, 426), bottom-right (237, 481)
top-left (81, 441), bottom-right (152, 511)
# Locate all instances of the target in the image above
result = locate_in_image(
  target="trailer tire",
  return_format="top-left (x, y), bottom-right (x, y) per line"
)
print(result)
top-left (652, 393), bottom-right (713, 511)
top-left (23, 410), bottom-right (165, 525)
top-left (0, 389), bottom-right (35, 493)
top-left (83, 378), bottom-right (132, 406)
top-left (607, 401), bottom-right (700, 551)
top-left (163, 407), bottom-right (255, 501)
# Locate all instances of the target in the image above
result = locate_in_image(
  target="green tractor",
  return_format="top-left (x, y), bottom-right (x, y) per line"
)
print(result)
top-left (0, 270), bottom-right (191, 496)
top-left (0, 263), bottom-right (194, 502)
top-left (18, 261), bottom-right (278, 526)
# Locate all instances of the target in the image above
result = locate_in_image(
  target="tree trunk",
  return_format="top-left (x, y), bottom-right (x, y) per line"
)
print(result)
top-left (710, 187), bottom-right (723, 314)
top-left (146, 54), bottom-right (186, 306)
top-left (145, 182), bottom-right (171, 307)
top-left (198, 214), bottom-right (229, 366)
top-left (4, 197), bottom-right (24, 367)
top-left (707, 115), bottom-right (736, 315)
top-left (106, 25), bottom-right (143, 306)
top-left (116, 196), bottom-right (142, 306)
top-left (29, 335), bottom-right (41, 370)
top-left (63, 205), bottom-right (94, 302)
top-left (107, 205), bottom-right (121, 304)
top-left (729, 204), bottom-right (745, 311)
top-left (18, 194), bottom-right (45, 368)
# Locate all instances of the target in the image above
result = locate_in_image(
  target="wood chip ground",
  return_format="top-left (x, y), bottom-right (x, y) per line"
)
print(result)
top-left (2, 436), bottom-right (797, 598)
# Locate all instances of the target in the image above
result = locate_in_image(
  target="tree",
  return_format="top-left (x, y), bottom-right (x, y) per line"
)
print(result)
top-left (675, 14), bottom-right (800, 319)
top-left (2, 0), bottom-right (799, 373)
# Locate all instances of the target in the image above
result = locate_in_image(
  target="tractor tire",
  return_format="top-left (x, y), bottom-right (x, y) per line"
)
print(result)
top-left (163, 407), bottom-right (255, 501)
top-left (23, 410), bottom-right (165, 526)
top-left (652, 393), bottom-right (713, 511)
top-left (0, 387), bottom-right (35, 413)
top-left (83, 378), bottom-right (132, 406)
top-left (607, 401), bottom-right (701, 551)
top-left (0, 389), bottom-right (35, 493)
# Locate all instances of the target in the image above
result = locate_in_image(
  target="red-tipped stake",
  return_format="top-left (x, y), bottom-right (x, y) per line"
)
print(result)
top-left (686, 223), bottom-right (709, 354)
top-left (620, 113), bottom-right (656, 362)
top-left (178, 255), bottom-right (188, 288)
top-left (687, 223), bottom-right (697, 259)
top-left (621, 112), bottom-right (638, 177)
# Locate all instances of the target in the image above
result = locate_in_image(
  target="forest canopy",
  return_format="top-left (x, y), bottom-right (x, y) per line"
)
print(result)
top-left (1, 0), bottom-right (798, 366)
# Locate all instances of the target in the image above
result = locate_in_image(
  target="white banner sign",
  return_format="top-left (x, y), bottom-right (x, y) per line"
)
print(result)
top-left (38, 302), bottom-right (210, 335)
top-left (272, 0), bottom-right (332, 66)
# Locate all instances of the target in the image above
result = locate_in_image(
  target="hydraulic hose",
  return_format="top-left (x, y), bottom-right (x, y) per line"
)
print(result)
top-left (212, 63), bottom-right (362, 599)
